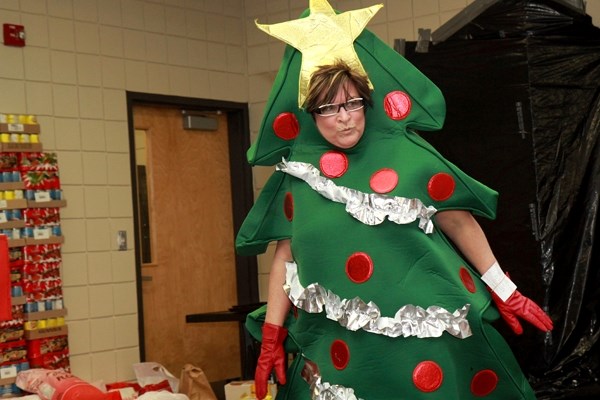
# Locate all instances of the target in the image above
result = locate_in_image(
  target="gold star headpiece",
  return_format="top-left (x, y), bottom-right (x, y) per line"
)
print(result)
top-left (256, 0), bottom-right (383, 107)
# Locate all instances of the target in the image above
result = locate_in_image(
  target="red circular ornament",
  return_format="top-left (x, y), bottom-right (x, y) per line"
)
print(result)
top-left (283, 192), bottom-right (294, 221)
top-left (413, 361), bottom-right (443, 393)
top-left (384, 91), bottom-right (412, 120)
top-left (459, 267), bottom-right (476, 293)
top-left (471, 369), bottom-right (498, 397)
top-left (427, 173), bottom-right (456, 201)
top-left (272, 112), bottom-right (299, 140)
top-left (320, 151), bottom-right (349, 178)
top-left (369, 168), bottom-right (399, 194)
top-left (330, 340), bottom-right (350, 370)
top-left (345, 252), bottom-right (374, 283)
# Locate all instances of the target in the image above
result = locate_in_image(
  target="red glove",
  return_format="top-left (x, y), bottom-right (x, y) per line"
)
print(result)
top-left (491, 289), bottom-right (553, 335)
top-left (255, 322), bottom-right (288, 400)
top-left (482, 262), bottom-right (553, 335)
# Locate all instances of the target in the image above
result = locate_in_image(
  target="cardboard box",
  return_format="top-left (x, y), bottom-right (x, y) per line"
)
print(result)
top-left (24, 308), bottom-right (67, 321)
top-left (0, 123), bottom-right (41, 134)
top-left (0, 182), bottom-right (25, 190)
top-left (224, 380), bottom-right (277, 400)
top-left (0, 142), bottom-right (43, 152)
top-left (27, 199), bottom-right (67, 208)
top-left (7, 238), bottom-right (26, 248)
top-left (0, 198), bottom-right (27, 210)
top-left (24, 324), bottom-right (68, 340)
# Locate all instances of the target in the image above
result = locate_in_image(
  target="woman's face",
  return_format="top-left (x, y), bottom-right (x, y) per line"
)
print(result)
top-left (314, 82), bottom-right (366, 149)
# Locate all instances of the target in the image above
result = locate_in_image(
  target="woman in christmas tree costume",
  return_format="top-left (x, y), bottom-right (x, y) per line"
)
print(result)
top-left (236, 1), bottom-right (553, 399)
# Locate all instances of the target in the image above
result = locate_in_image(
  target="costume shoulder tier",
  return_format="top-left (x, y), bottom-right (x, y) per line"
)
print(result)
top-left (236, 136), bottom-right (497, 256)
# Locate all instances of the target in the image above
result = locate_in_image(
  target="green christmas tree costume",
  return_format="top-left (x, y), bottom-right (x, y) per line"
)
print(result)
top-left (236, 2), bottom-right (537, 399)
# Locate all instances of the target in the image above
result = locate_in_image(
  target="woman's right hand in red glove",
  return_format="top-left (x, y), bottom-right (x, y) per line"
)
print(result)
top-left (255, 322), bottom-right (288, 400)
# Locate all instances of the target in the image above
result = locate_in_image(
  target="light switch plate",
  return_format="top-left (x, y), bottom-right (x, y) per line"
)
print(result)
top-left (117, 230), bottom-right (127, 251)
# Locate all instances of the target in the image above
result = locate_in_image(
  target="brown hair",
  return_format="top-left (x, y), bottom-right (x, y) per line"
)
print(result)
top-left (304, 60), bottom-right (372, 113)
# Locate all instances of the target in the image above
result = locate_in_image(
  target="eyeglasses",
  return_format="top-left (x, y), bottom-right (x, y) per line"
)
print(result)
top-left (314, 98), bottom-right (365, 117)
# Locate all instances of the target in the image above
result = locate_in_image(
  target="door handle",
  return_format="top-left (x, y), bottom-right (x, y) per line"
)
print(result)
top-left (142, 275), bottom-right (153, 282)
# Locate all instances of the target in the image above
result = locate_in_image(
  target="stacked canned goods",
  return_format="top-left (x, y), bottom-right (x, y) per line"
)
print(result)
top-left (21, 244), bottom-right (64, 313)
top-left (0, 114), bottom-right (40, 145)
top-left (0, 305), bottom-right (28, 396)
top-left (1, 113), bottom-right (69, 384)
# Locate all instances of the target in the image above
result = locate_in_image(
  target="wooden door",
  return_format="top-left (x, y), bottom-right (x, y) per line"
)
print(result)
top-left (133, 105), bottom-right (240, 383)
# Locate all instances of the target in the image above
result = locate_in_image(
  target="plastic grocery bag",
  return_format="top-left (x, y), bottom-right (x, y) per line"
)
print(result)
top-left (15, 368), bottom-right (116, 400)
top-left (137, 393), bottom-right (189, 400)
top-left (133, 362), bottom-right (179, 393)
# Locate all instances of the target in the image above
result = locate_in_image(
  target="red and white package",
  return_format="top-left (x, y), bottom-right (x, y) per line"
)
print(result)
top-left (16, 368), bottom-right (119, 400)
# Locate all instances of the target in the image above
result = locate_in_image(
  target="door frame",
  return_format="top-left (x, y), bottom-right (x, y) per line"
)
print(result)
top-left (126, 91), bottom-right (259, 361)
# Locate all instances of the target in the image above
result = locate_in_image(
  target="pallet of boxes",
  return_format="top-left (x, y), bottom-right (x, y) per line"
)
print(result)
top-left (0, 114), bottom-right (67, 397)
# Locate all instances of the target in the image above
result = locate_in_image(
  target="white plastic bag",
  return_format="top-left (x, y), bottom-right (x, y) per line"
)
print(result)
top-left (137, 393), bottom-right (189, 400)
top-left (133, 362), bottom-right (180, 393)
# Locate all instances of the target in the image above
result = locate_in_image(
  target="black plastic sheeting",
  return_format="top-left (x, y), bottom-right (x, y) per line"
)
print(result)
top-left (404, 1), bottom-right (600, 398)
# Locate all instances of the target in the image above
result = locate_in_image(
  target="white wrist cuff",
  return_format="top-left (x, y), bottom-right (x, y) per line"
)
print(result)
top-left (481, 262), bottom-right (517, 302)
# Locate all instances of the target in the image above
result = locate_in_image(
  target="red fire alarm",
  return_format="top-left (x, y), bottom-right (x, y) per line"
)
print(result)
top-left (3, 24), bottom-right (26, 47)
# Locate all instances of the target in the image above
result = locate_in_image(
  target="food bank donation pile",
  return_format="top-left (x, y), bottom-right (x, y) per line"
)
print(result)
top-left (13, 363), bottom-right (215, 400)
